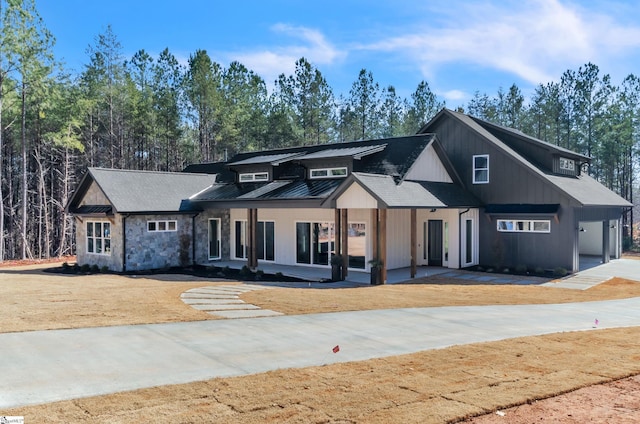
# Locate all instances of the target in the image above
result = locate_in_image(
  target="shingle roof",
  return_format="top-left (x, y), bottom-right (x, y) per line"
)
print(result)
top-left (324, 173), bottom-right (481, 208)
top-left (546, 173), bottom-right (632, 207)
top-left (70, 168), bottom-right (215, 213)
top-left (422, 109), bottom-right (631, 208)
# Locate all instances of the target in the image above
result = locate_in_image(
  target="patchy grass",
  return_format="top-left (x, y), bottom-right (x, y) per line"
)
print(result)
top-left (2, 262), bottom-right (640, 422)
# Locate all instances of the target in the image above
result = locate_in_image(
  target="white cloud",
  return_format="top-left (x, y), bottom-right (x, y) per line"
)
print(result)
top-left (357, 0), bottom-right (640, 86)
top-left (440, 89), bottom-right (467, 102)
top-left (230, 24), bottom-right (346, 86)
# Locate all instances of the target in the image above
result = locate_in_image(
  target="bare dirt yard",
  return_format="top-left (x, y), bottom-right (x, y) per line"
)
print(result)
top-left (1, 261), bottom-right (640, 423)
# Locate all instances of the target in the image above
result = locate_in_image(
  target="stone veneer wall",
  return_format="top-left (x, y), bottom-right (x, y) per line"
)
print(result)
top-left (124, 214), bottom-right (194, 271)
top-left (194, 209), bottom-right (231, 265)
top-left (75, 214), bottom-right (124, 271)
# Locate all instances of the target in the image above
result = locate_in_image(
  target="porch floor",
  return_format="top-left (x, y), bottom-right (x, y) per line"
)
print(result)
top-left (210, 260), bottom-right (450, 285)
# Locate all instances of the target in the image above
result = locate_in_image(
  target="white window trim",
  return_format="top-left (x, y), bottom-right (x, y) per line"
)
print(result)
top-left (309, 167), bottom-right (348, 179)
top-left (239, 172), bottom-right (269, 182)
top-left (472, 154), bottom-right (489, 184)
top-left (294, 220), bottom-right (336, 268)
top-left (233, 219), bottom-right (276, 261)
top-left (208, 218), bottom-right (221, 260)
top-left (497, 219), bottom-right (551, 233)
top-left (86, 221), bottom-right (111, 256)
top-left (559, 157), bottom-right (575, 171)
top-left (147, 220), bottom-right (177, 232)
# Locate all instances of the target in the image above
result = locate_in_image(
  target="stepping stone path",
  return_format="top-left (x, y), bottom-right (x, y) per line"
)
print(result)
top-left (181, 284), bottom-right (283, 319)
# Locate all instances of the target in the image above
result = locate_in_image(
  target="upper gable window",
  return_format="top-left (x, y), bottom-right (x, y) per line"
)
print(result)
top-left (559, 157), bottom-right (575, 172)
top-left (310, 167), bottom-right (348, 179)
top-left (239, 172), bottom-right (269, 182)
top-left (472, 155), bottom-right (489, 184)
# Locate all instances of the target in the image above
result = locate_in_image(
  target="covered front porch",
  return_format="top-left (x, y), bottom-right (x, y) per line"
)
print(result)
top-left (212, 260), bottom-right (451, 285)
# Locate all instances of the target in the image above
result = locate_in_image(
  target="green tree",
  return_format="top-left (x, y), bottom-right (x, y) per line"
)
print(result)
top-left (4, 0), bottom-right (55, 259)
top-left (379, 85), bottom-right (404, 137)
top-left (403, 80), bottom-right (443, 133)
top-left (184, 49), bottom-right (222, 162)
top-left (348, 69), bottom-right (380, 140)
top-left (151, 47), bottom-right (184, 170)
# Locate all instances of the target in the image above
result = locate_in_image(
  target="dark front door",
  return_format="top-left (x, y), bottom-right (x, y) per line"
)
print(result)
top-left (428, 220), bottom-right (443, 266)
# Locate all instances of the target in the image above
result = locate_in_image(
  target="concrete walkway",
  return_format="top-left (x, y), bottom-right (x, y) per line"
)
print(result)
top-left (3, 297), bottom-right (640, 409)
top-left (543, 258), bottom-right (640, 290)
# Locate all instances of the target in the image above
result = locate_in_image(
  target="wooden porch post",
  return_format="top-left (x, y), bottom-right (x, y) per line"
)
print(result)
top-left (341, 208), bottom-right (348, 278)
top-left (379, 208), bottom-right (387, 284)
top-left (334, 208), bottom-right (341, 259)
top-left (410, 209), bottom-right (417, 278)
top-left (247, 208), bottom-right (258, 269)
top-left (371, 209), bottom-right (379, 263)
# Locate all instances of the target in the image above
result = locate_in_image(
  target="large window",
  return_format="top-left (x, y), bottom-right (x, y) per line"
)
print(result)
top-left (234, 220), bottom-right (275, 261)
top-left (472, 154), bottom-right (489, 184)
top-left (87, 221), bottom-right (111, 255)
top-left (309, 167), bottom-right (348, 179)
top-left (497, 219), bottom-right (551, 233)
top-left (296, 222), bottom-right (335, 265)
top-left (208, 219), bottom-right (221, 259)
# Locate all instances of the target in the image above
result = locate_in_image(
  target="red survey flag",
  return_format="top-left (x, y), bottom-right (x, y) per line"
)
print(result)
top-left (332, 345), bottom-right (340, 353)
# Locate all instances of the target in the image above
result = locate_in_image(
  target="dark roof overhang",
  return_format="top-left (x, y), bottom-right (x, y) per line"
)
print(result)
top-left (484, 204), bottom-right (561, 223)
top-left (69, 205), bottom-right (113, 216)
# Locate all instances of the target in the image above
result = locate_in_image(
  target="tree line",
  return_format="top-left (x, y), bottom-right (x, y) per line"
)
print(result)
top-left (0, 0), bottom-right (638, 261)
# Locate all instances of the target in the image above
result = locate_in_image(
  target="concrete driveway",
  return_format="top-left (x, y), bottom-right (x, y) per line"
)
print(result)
top-left (2, 296), bottom-right (640, 409)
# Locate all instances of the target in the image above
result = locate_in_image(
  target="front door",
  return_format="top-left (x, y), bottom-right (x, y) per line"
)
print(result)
top-left (428, 220), bottom-right (443, 266)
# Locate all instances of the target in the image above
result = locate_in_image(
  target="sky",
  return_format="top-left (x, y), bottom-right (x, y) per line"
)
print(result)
top-left (38, 0), bottom-right (640, 108)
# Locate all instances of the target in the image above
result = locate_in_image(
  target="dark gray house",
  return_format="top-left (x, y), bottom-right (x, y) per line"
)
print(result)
top-left (418, 109), bottom-right (631, 272)
top-left (67, 109), bottom-right (630, 277)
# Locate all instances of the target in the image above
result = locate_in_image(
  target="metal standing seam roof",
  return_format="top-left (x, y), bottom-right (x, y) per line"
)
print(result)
top-left (227, 152), bottom-right (304, 166)
top-left (192, 179), bottom-right (343, 202)
top-left (297, 144), bottom-right (387, 160)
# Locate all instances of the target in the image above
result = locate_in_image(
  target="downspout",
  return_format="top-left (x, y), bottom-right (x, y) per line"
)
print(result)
top-left (458, 208), bottom-right (470, 269)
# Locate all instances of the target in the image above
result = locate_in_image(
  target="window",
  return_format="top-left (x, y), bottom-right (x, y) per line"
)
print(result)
top-left (472, 155), bottom-right (489, 184)
top-left (497, 219), bottom-right (551, 233)
top-left (147, 220), bottom-right (177, 232)
top-left (239, 172), bottom-right (269, 182)
top-left (296, 222), bottom-right (335, 265)
top-left (234, 220), bottom-right (275, 261)
top-left (310, 167), bottom-right (348, 179)
top-left (208, 219), bottom-right (221, 260)
top-left (559, 157), bottom-right (575, 172)
top-left (87, 221), bottom-right (111, 255)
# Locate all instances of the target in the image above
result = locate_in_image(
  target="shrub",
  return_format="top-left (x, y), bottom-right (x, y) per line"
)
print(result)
top-left (534, 267), bottom-right (545, 275)
top-left (255, 269), bottom-right (264, 281)
top-left (239, 265), bottom-right (252, 278)
top-left (80, 264), bottom-right (91, 273)
top-left (515, 264), bottom-right (527, 274)
top-left (100, 266), bottom-right (109, 273)
top-left (62, 262), bottom-right (70, 270)
top-left (553, 267), bottom-right (568, 277)
top-left (90, 264), bottom-right (100, 273)
top-left (275, 272), bottom-right (284, 279)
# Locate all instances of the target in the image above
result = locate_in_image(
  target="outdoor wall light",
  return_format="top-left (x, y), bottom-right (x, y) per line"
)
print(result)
top-left (430, 208), bottom-right (437, 212)
top-left (579, 227), bottom-right (586, 232)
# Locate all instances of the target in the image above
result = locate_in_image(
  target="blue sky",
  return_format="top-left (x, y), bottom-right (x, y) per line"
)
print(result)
top-left (38, 0), bottom-right (640, 108)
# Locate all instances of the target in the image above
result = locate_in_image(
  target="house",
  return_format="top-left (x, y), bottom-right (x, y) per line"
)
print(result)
top-left (67, 109), bottom-right (631, 279)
